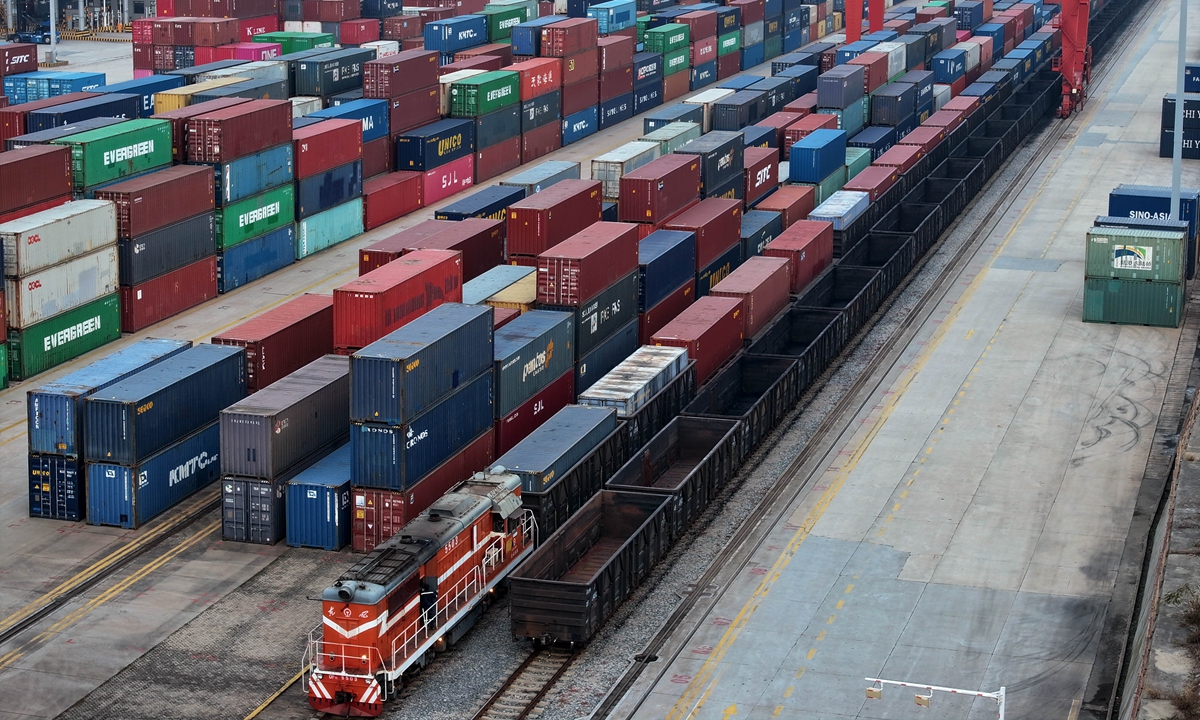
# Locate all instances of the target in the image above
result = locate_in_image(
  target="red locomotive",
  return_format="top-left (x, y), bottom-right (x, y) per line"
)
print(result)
top-left (303, 468), bottom-right (535, 717)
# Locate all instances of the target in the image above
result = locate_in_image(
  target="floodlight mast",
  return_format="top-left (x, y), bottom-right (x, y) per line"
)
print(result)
top-left (864, 677), bottom-right (1005, 719)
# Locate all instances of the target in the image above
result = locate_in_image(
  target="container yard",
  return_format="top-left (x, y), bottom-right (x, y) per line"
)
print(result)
top-left (0, 0), bottom-right (1195, 715)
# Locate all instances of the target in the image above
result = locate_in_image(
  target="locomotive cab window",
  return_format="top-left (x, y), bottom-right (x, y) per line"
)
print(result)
top-left (493, 515), bottom-right (505, 533)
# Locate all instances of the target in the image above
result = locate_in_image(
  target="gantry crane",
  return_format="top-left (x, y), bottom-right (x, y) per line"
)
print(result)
top-left (1052, 0), bottom-right (1091, 116)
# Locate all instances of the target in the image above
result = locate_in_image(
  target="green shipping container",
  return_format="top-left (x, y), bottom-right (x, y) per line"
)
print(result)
top-left (1083, 278), bottom-right (1183, 328)
top-left (637, 16), bottom-right (652, 44)
top-left (799, 166), bottom-right (847, 205)
top-left (216, 184), bottom-right (296, 251)
top-left (450, 71), bottom-right (520, 118)
top-left (718, 31), bottom-right (741, 57)
top-left (253, 31), bottom-right (335, 54)
top-left (8, 294), bottom-right (121, 381)
top-left (645, 24), bottom-right (690, 54)
top-left (481, 5), bottom-right (529, 41)
top-left (296, 198), bottom-right (363, 259)
top-left (663, 47), bottom-right (690, 76)
top-left (845, 147), bottom-right (871, 179)
top-left (0, 342), bottom-right (8, 390)
top-left (53, 119), bottom-right (172, 191)
top-left (1085, 226), bottom-right (1186, 283)
top-left (764, 36), bottom-right (782, 59)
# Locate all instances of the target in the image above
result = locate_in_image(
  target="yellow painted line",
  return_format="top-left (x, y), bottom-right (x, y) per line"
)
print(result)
top-left (772, 706), bottom-right (782, 717)
top-left (892, 503), bottom-right (901, 511)
top-left (816, 631), bottom-right (826, 642)
top-left (794, 667), bottom-right (806, 679)
top-left (806, 649), bottom-right (817, 660)
top-left (1067, 698), bottom-right (1081, 720)
top-left (244, 667), bottom-right (306, 720)
top-left (965, 329), bottom-right (975, 340)
top-left (827, 615), bottom-right (836, 624)
top-left (844, 584), bottom-right (853, 593)
top-left (835, 600), bottom-right (844, 610)
top-left (783, 686), bottom-right (793, 698)
top-left (899, 491), bottom-right (908, 499)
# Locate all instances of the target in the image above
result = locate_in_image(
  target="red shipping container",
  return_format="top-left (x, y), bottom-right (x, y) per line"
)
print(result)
top-left (619, 154), bottom-right (701, 224)
top-left (0, 92), bottom-right (96, 144)
top-left (0, 194), bottom-right (70, 226)
top-left (322, 0), bottom-right (360, 20)
top-left (154, 97), bottom-right (249, 162)
top-left (456, 43), bottom-right (513, 67)
top-left (915, 6), bottom-right (945, 20)
top-left (341, 19), bottom-right (380, 43)
top-left (133, 18), bottom-right (154, 43)
top-left (755, 111), bottom-right (802, 151)
top-left (439, 55), bottom-right (504, 75)
top-left (664, 198), bottom-right (742, 270)
top-left (351, 427), bottom-right (496, 553)
top-left (423, 154), bottom-right (475, 205)
top-left (94, 165), bottom-right (215, 239)
top-left (475, 136), bottom-right (522, 183)
top-left (388, 87), bottom-right (440, 136)
top-left (599, 66), bottom-right (633, 102)
top-left (678, 10), bottom-right (717, 39)
top-left (417, 6), bottom-right (454, 20)
top-left (193, 46), bottom-right (222, 64)
top-left (293, 119), bottom-right (362, 180)
top-left (360, 220), bottom-right (453, 273)
top-left (301, 0), bottom-right (320, 20)
top-left (847, 52), bottom-right (888, 93)
top-left (541, 18), bottom-right (598, 57)
top-left (924, 109), bottom-right (965, 133)
top-left (362, 135), bottom-right (393, 179)
top-left (782, 92), bottom-right (817, 115)
top-left (763, 219), bottom-right (833, 292)
top-left (190, 0), bottom-right (279, 19)
top-left (753, 185), bottom-right (814, 229)
top-left (182, 18), bottom-right (240, 46)
top-left (663, 71), bottom-right (689, 101)
top-left (158, 0), bottom-right (174, 14)
top-left (333, 248), bottom-right (462, 350)
top-left (873, 142), bottom-right (922, 173)
top-left (943, 94), bottom-right (981, 117)
top-left (652, 295), bottom-right (742, 385)
top-left (883, 18), bottom-right (911, 33)
top-left (493, 306), bottom-right (520, 328)
top-left (152, 19), bottom-right (175, 45)
top-left (0, 146), bottom-right (72, 216)
top-left (783, 112), bottom-right (838, 153)
top-left (536, 222), bottom-right (638, 306)
top-left (897, 125), bottom-right (945, 153)
top-left (728, 0), bottom-right (764, 23)
top-left (521, 123), bottom-right (561, 163)
top-left (717, 53), bottom-right (739, 79)
top-left (742, 146), bottom-right (777, 207)
top-left (401, 217), bottom-right (505, 281)
top-left (560, 48), bottom-right (599, 87)
top-left (237, 14), bottom-right (279, 41)
top-left (495, 369), bottom-right (574, 456)
top-left (691, 36), bottom-right (718, 67)
top-left (211, 293), bottom-right (334, 392)
top-left (152, 45), bottom-right (176, 71)
top-left (120, 256), bottom-right (218, 333)
top-left (134, 43), bottom-right (153, 70)
top-left (508, 57), bottom-right (562, 100)
top-left (842, 165), bottom-right (899, 202)
top-left (507, 179), bottom-right (603, 256)
top-left (949, 76), bottom-right (968, 95)
top-left (639, 278), bottom-right (695, 344)
top-left (362, 171), bottom-right (423, 230)
top-left (971, 35), bottom-right (993, 67)
top-left (383, 15), bottom-right (424, 40)
top-left (0, 97), bottom-right (7, 109)
top-left (709, 256), bottom-right (790, 338)
top-left (186, 99), bottom-right (292, 164)
top-left (562, 79), bottom-right (599, 116)
top-left (597, 35), bottom-right (633, 71)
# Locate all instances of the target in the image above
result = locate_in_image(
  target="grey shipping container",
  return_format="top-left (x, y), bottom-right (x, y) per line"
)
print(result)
top-left (219, 355), bottom-right (350, 480)
top-left (84, 344), bottom-right (247, 465)
top-left (117, 212), bottom-right (217, 286)
top-left (500, 160), bottom-right (581, 195)
top-left (350, 303), bottom-right (493, 426)
top-left (295, 48), bottom-right (375, 97)
top-left (222, 476), bottom-right (286, 544)
top-left (543, 271), bottom-right (639, 358)
top-left (816, 64), bottom-right (864, 109)
top-left (194, 78), bottom-right (290, 103)
top-left (575, 319), bottom-right (638, 396)
top-left (493, 310), bottom-right (575, 417)
top-left (493, 404), bottom-right (618, 493)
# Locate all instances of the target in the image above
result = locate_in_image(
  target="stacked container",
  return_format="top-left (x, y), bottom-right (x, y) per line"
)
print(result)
top-left (211, 293), bottom-right (335, 392)
top-left (664, 198), bottom-right (744, 298)
top-left (597, 35), bottom-right (635, 130)
top-left (493, 310), bottom-right (576, 455)
top-left (450, 70), bottom-right (522, 180)
top-left (363, 49), bottom-right (440, 184)
top-left (286, 442), bottom-right (352, 550)
top-left (292, 117), bottom-right (364, 260)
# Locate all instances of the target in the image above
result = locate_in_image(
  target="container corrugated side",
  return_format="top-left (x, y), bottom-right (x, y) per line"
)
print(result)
top-left (8, 294), bottom-right (122, 381)
top-left (215, 184), bottom-right (295, 251)
top-left (295, 198), bottom-right (363, 259)
top-left (576, 345), bottom-right (688, 417)
top-left (1084, 226), bottom-right (1186, 283)
top-left (212, 142), bottom-right (295, 206)
top-left (221, 476), bottom-right (286, 544)
top-left (52, 119), bottom-right (173, 191)
top-left (463, 265), bottom-right (536, 304)
top-left (217, 223), bottom-right (295, 293)
top-left (285, 442), bottom-right (351, 550)
top-left (0, 200), bottom-right (118, 278)
top-left (119, 212), bottom-right (217, 286)
top-left (28, 453), bottom-right (83, 521)
top-left (493, 309), bottom-right (575, 417)
top-left (5, 246), bottom-right (119, 330)
top-left (211, 293), bottom-right (333, 392)
top-left (492, 404), bottom-right (618, 493)
top-left (1082, 278), bottom-right (1184, 328)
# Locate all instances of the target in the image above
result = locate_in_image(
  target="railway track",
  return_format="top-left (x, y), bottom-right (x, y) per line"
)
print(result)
top-left (472, 648), bottom-right (577, 720)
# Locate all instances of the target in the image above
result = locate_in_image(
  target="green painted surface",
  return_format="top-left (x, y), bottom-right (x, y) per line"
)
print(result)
top-left (1082, 278), bottom-right (1183, 328)
top-left (53, 119), bottom-right (172, 191)
top-left (215, 184), bottom-right (296, 251)
top-left (845, 147), bottom-right (871, 179)
top-left (645, 24), bottom-right (690, 54)
top-left (450, 71), bottom-right (520, 117)
top-left (481, 5), bottom-right (529, 42)
top-left (663, 47), bottom-right (691, 77)
top-left (8, 294), bottom-right (121, 381)
top-left (253, 32), bottom-right (335, 54)
top-left (1084, 226), bottom-right (1186, 283)
top-left (718, 31), bottom-right (741, 56)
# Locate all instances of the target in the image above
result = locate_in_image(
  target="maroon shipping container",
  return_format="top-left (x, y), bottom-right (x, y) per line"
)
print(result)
top-left (847, 52), bottom-right (888, 93)
top-left (133, 44), bottom-right (153, 70)
top-left (0, 145), bottom-right (72, 216)
top-left (362, 171), bottom-right (423, 231)
top-left (154, 97), bottom-right (250, 162)
top-left (540, 18), bottom-right (598, 57)
top-left (493, 306), bottom-right (520, 329)
top-left (94, 165), bottom-right (216, 239)
top-left (387, 87), bottom-right (440, 136)
top-left (728, 0), bottom-right (764, 24)
top-left (561, 78), bottom-right (599, 116)
top-left (133, 19), bottom-right (154, 43)
top-left (333, 248), bottom-right (463, 351)
top-left (897, 125), bottom-right (945, 154)
top-left (383, 15), bottom-right (425, 40)
top-left (237, 14), bottom-right (279, 41)
top-left (187, 0), bottom-right (279, 18)
top-left (439, 55), bottom-right (503, 75)
top-left (495, 369), bottom-right (573, 456)
top-left (618, 153), bottom-right (701, 225)
top-left (364, 50), bottom-right (440, 99)
top-left (0, 44), bottom-right (38, 78)
top-left (401, 218), bottom-right (504, 282)
top-left (359, 219), bottom-right (453, 273)
top-left (321, 0), bottom-right (360, 21)
top-left (678, 10), bottom-right (717, 39)
top-left (596, 35), bottom-right (633, 71)
top-left (0, 92), bottom-right (97, 144)
top-left (599, 66), bottom-right (632, 103)
top-left (351, 427), bottom-right (495, 553)
top-left (691, 36), bottom-right (718, 67)
top-left (506, 179), bottom-right (603, 256)
top-left (343, 19), bottom-right (380, 43)
top-left (508, 57), bottom-right (561, 101)
top-left (152, 18), bottom-right (175, 45)
top-left (560, 48), bottom-right (598, 85)
top-left (177, 18), bottom-right (240, 46)
top-left (873, 142), bottom-right (922, 173)
top-left (211, 293), bottom-right (334, 392)
top-left (455, 43), bottom-right (513, 67)
top-left (652, 295), bottom-right (742, 385)
top-left (755, 111), bottom-right (802, 150)
top-left (120, 256), bottom-right (218, 333)
top-left (763, 219), bottom-right (833, 293)
top-left (185, 99), bottom-right (292, 164)
top-left (943, 94), bottom-right (981, 117)
top-left (717, 53), bottom-right (739, 79)
top-left (664, 198), bottom-right (742, 270)
top-left (521, 123), bottom-right (561, 163)
top-left (924, 109), bottom-right (965, 133)
top-left (536, 222), bottom-right (638, 306)
top-left (753, 185), bottom-right (813, 229)
top-left (475, 136), bottom-right (521, 183)
top-left (663, 71), bottom-right (689, 101)
top-left (742, 146), bottom-right (777, 207)
top-left (0, 97), bottom-right (7, 109)
top-left (709, 256), bottom-right (791, 338)
top-left (0, 194), bottom-right (70, 226)
top-left (782, 93), bottom-right (816, 116)
top-left (842, 165), bottom-right (899, 202)
top-left (639, 278), bottom-right (694, 344)
top-left (293, 119), bottom-right (361, 180)
top-left (153, 45), bottom-right (176, 71)
top-left (362, 135), bottom-right (392, 179)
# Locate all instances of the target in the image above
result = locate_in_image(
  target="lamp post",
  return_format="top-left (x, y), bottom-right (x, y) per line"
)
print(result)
top-left (1171, 0), bottom-right (1188, 219)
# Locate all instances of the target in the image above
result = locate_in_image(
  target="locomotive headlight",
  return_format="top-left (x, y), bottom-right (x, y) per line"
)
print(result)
top-left (361, 654), bottom-right (368, 664)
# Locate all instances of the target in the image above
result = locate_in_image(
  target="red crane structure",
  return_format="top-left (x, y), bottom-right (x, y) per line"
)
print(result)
top-left (1052, 0), bottom-right (1092, 116)
top-left (844, 0), bottom-right (884, 43)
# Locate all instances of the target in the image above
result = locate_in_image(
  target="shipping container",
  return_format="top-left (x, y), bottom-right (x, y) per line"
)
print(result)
top-left (0, 200), bottom-right (116, 278)
top-left (52, 119), bottom-right (172, 191)
top-left (590, 141), bottom-right (661, 201)
top-left (576, 344), bottom-right (688, 417)
top-left (664, 198), bottom-right (742, 270)
top-left (6, 245), bottom-right (118, 330)
top-left (808, 190), bottom-right (870, 231)
top-left (762, 218), bottom-right (833, 292)
top-left (490, 310), bottom-right (572, 415)
top-left (618, 153), bottom-right (702, 224)
top-left (295, 197), bottom-right (363, 259)
top-left (215, 184), bottom-right (295, 250)
top-left (119, 255), bottom-right (218, 332)
top-left (423, 16), bottom-right (490, 55)
top-left (362, 170), bottom-right (422, 229)
top-left (364, 50), bottom-right (439, 99)
top-left (464, 265), bottom-right (535, 306)
top-left (789, 128), bottom-right (846, 183)
top-left (695, 239), bottom-right (743, 298)
top-left (28, 452), bottom-right (85, 521)
top-left (334, 248), bottom-right (462, 350)
top-left (541, 18), bottom-right (598, 57)
top-left (638, 121), bottom-right (702, 154)
top-left (709, 255), bottom-right (791, 337)
top-left (393, 118), bottom-right (475, 172)
top-left (544, 270), bottom-right (638, 358)
top-left (493, 404), bottom-right (617, 493)
top-left (740, 209), bottom-right (783, 259)
top-left (94, 165), bottom-right (215, 239)
top-left (639, 229), bottom-right (696, 311)
top-left (1084, 226), bottom-right (1186, 283)
top-left (1082, 278), bottom-right (1183, 328)
top-left (295, 47), bottom-right (373, 97)
top-left (507, 179), bottom-right (603, 256)
top-left (436, 184), bottom-right (525, 222)
top-left (221, 475), bottom-right (286, 544)
top-left (286, 442), bottom-right (352, 550)
top-left (537, 222), bottom-right (639, 307)
top-left (295, 160), bottom-right (362, 219)
top-left (652, 295), bottom-right (742, 384)
top-left (186, 99), bottom-right (291, 164)
top-left (211, 295), bottom-right (331, 395)
top-left (576, 318), bottom-right (638, 395)
top-left (24, 94), bottom-right (141, 135)
top-left (4, 117), bottom-right (126, 152)
top-left (118, 212), bottom-right (216, 287)
top-left (8, 293), bottom-right (122, 382)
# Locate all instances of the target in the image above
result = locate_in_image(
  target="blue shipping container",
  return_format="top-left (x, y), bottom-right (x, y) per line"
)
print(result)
top-left (350, 370), bottom-right (494, 490)
top-left (633, 82), bottom-right (663, 113)
top-left (562, 106), bottom-right (599, 145)
top-left (789, 128), bottom-right (847, 183)
top-left (87, 421), bottom-right (221, 529)
top-left (782, 28), bottom-right (805, 53)
top-left (501, 160), bottom-right (580, 195)
top-left (286, 443), bottom-right (352, 550)
top-left (350, 303), bottom-right (493, 425)
top-left (633, 52), bottom-right (663, 88)
top-left (643, 103), bottom-right (705, 135)
top-left (932, 49), bottom-right (967, 83)
top-left (308, 99), bottom-right (389, 143)
top-left (84, 344), bottom-right (246, 466)
top-left (776, 63), bottom-right (818, 96)
top-left (436, 184), bottom-right (526, 221)
top-left (742, 124), bottom-right (774, 148)
top-left (212, 142), bottom-right (295, 207)
top-left (3, 72), bottom-right (50, 104)
top-left (574, 319), bottom-right (635, 393)
top-left (954, 1), bottom-right (983, 30)
top-left (296, 159), bottom-right (362, 219)
top-left (691, 60), bottom-right (718, 90)
top-left (47, 72), bottom-right (106, 96)
top-left (835, 40), bottom-right (876, 65)
top-left (599, 93), bottom-right (633, 129)
top-left (493, 404), bottom-right (619, 493)
top-left (848, 125), bottom-right (897, 159)
top-left (361, 0), bottom-right (402, 17)
top-left (588, 0), bottom-right (637, 32)
top-left (424, 15), bottom-right (489, 55)
top-left (29, 453), bottom-right (83, 521)
top-left (1186, 63), bottom-right (1200, 93)
top-left (639, 229), bottom-right (697, 311)
top-left (217, 224), bottom-right (296, 294)
top-left (719, 74), bottom-right (763, 92)
top-left (394, 118), bottom-right (475, 171)
top-left (25, 93), bottom-right (141, 132)
top-left (28, 338), bottom-right (193, 457)
top-left (97, 75), bottom-right (186, 118)
top-left (1108, 185), bottom-right (1200, 279)
top-left (511, 15), bottom-right (567, 56)
top-left (741, 209), bottom-right (783, 257)
top-left (975, 22), bottom-right (1005, 50)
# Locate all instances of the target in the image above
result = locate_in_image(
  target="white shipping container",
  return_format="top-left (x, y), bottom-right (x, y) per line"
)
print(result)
top-left (933, 83), bottom-right (952, 110)
top-left (683, 88), bottom-right (735, 132)
top-left (439, 69), bottom-right (487, 115)
top-left (823, 33), bottom-right (847, 45)
top-left (577, 346), bottom-right (689, 417)
top-left (953, 41), bottom-right (981, 71)
top-left (362, 40), bottom-right (400, 57)
top-left (871, 41), bottom-right (907, 79)
top-left (302, 21), bottom-right (323, 32)
top-left (196, 61), bottom-right (287, 85)
top-left (591, 141), bottom-right (661, 200)
top-left (291, 96), bottom-right (323, 118)
top-left (0, 200), bottom-right (117, 278)
top-left (284, 21), bottom-right (303, 31)
top-left (809, 191), bottom-right (870, 231)
top-left (639, 121), bottom-right (702, 154)
top-left (5, 245), bottom-right (119, 329)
